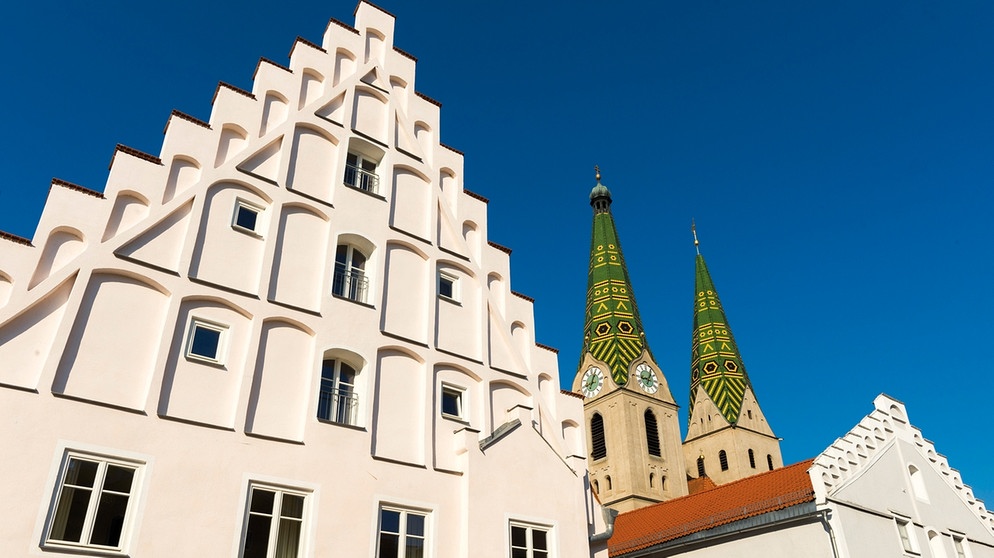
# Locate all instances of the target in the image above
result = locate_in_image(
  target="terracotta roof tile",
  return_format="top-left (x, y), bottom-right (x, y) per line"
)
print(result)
top-left (687, 475), bottom-right (717, 495)
top-left (609, 459), bottom-right (815, 556)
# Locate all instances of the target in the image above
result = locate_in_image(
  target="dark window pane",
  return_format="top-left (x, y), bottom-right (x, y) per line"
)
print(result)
top-left (533, 529), bottom-right (548, 550)
top-left (347, 153), bottom-right (358, 166)
top-left (281, 494), bottom-right (304, 519)
top-left (103, 465), bottom-right (135, 494)
top-left (191, 326), bottom-right (221, 359)
top-left (380, 509), bottom-right (401, 534)
top-left (361, 158), bottom-right (376, 172)
top-left (439, 278), bottom-right (454, 298)
top-left (351, 250), bottom-right (366, 270)
top-left (49, 486), bottom-right (91, 542)
top-left (89, 493), bottom-right (129, 546)
top-left (405, 538), bottom-right (424, 558)
top-left (378, 533), bottom-right (398, 558)
top-left (321, 360), bottom-right (337, 381)
top-left (250, 489), bottom-right (275, 514)
top-left (65, 458), bottom-right (98, 487)
top-left (511, 549), bottom-right (527, 558)
top-left (236, 206), bottom-right (258, 231)
top-left (335, 245), bottom-right (348, 265)
top-left (243, 515), bottom-right (272, 558)
top-left (511, 525), bottom-right (527, 547)
top-left (441, 391), bottom-right (460, 416)
top-left (407, 513), bottom-right (425, 537)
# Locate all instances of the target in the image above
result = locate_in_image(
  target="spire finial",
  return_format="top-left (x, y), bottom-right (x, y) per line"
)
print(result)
top-left (691, 219), bottom-right (700, 255)
top-left (595, 165), bottom-right (601, 182)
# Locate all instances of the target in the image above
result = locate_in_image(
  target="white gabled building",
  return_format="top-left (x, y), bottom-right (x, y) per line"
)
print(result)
top-left (0, 3), bottom-right (607, 557)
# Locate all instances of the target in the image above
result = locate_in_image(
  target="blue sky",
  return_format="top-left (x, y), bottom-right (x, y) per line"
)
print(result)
top-left (2, 2), bottom-right (992, 506)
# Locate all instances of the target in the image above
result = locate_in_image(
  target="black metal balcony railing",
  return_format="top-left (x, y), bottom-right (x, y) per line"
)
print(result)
top-left (344, 164), bottom-right (379, 194)
top-left (332, 266), bottom-right (368, 303)
top-left (317, 386), bottom-right (358, 426)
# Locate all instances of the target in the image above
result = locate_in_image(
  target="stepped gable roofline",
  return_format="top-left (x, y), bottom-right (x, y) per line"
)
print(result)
top-left (560, 389), bottom-right (584, 400)
top-left (327, 16), bottom-right (360, 35)
top-left (52, 178), bottom-right (103, 199)
top-left (290, 36), bottom-right (327, 55)
top-left (0, 231), bottom-right (32, 246)
top-left (354, 0), bottom-right (396, 19)
top-left (462, 189), bottom-right (488, 203)
top-left (536, 342), bottom-right (559, 354)
top-left (609, 459), bottom-right (816, 555)
top-left (254, 57), bottom-right (292, 80)
top-left (213, 81), bottom-right (256, 105)
top-left (110, 144), bottom-right (162, 169)
top-left (164, 110), bottom-right (211, 134)
top-left (809, 394), bottom-right (994, 534)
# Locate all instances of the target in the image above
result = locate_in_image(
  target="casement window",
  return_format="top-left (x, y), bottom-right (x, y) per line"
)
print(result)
top-left (333, 244), bottom-right (369, 303)
top-left (241, 484), bottom-right (308, 558)
top-left (953, 535), bottom-right (970, 558)
top-left (317, 359), bottom-right (358, 426)
top-left (440, 384), bottom-right (465, 420)
top-left (895, 517), bottom-right (919, 554)
top-left (644, 409), bottom-right (661, 457)
top-left (185, 318), bottom-right (229, 364)
top-left (510, 523), bottom-right (551, 558)
top-left (438, 272), bottom-right (458, 301)
top-left (44, 452), bottom-right (143, 553)
top-left (344, 152), bottom-right (379, 194)
top-left (377, 506), bottom-right (427, 558)
top-left (232, 199), bottom-right (264, 235)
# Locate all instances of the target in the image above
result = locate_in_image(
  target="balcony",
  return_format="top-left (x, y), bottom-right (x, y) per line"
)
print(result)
top-left (344, 163), bottom-right (379, 195)
top-left (332, 266), bottom-right (368, 303)
top-left (317, 386), bottom-right (359, 426)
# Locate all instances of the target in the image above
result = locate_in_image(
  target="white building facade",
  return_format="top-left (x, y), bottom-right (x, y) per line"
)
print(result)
top-left (0, 3), bottom-right (605, 557)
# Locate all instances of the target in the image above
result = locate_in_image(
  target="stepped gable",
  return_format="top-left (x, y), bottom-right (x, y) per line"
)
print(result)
top-left (609, 459), bottom-right (815, 555)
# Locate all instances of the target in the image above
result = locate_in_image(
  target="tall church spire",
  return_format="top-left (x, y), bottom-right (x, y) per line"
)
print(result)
top-left (581, 169), bottom-right (650, 387)
top-left (689, 243), bottom-right (752, 425)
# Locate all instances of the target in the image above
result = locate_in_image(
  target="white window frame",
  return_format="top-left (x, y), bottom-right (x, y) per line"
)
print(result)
top-left (509, 521), bottom-right (553, 558)
top-left (317, 359), bottom-right (360, 426)
top-left (438, 271), bottom-right (458, 302)
top-left (895, 516), bottom-right (920, 555)
top-left (185, 317), bottom-right (229, 365)
top-left (344, 151), bottom-right (380, 194)
top-left (332, 244), bottom-right (370, 304)
top-left (376, 505), bottom-right (429, 558)
top-left (42, 450), bottom-right (145, 554)
top-left (239, 483), bottom-right (310, 558)
top-left (232, 198), bottom-right (265, 236)
top-left (951, 533), bottom-right (971, 558)
top-left (440, 384), bottom-right (466, 421)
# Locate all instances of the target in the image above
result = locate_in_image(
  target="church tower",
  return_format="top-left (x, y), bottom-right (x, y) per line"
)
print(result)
top-left (682, 225), bottom-right (783, 485)
top-left (573, 170), bottom-right (689, 511)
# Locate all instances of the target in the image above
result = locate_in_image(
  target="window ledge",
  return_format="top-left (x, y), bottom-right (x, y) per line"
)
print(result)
top-left (438, 295), bottom-right (461, 306)
top-left (316, 418), bottom-right (368, 432)
top-left (184, 355), bottom-right (227, 369)
top-left (441, 414), bottom-right (470, 426)
top-left (331, 294), bottom-right (376, 309)
top-left (343, 183), bottom-right (386, 201)
top-left (231, 224), bottom-right (264, 239)
top-left (41, 542), bottom-right (131, 557)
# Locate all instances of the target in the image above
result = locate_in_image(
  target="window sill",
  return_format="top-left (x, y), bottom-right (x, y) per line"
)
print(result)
top-left (231, 224), bottom-right (264, 238)
top-left (441, 414), bottom-right (470, 426)
top-left (438, 295), bottom-right (461, 306)
top-left (343, 183), bottom-right (386, 201)
top-left (41, 541), bottom-right (131, 557)
top-left (331, 294), bottom-right (375, 309)
top-left (316, 418), bottom-right (367, 432)
top-left (184, 355), bottom-right (227, 369)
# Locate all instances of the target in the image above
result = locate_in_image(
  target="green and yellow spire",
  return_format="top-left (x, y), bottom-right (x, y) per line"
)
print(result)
top-left (580, 168), bottom-right (650, 387)
top-left (689, 223), bottom-right (753, 424)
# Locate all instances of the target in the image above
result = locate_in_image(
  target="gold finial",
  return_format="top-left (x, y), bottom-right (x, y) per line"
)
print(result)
top-left (691, 219), bottom-right (700, 255)
top-left (595, 165), bottom-right (601, 182)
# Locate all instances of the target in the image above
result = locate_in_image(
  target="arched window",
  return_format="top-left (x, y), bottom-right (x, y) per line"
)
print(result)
top-left (649, 473), bottom-right (655, 488)
top-left (591, 413), bottom-right (607, 460)
top-left (605, 476), bottom-right (612, 490)
top-left (661, 476), bottom-right (667, 491)
top-left (592, 479), bottom-right (599, 494)
top-left (909, 465), bottom-right (929, 502)
top-left (644, 409), bottom-right (661, 457)
top-left (318, 359), bottom-right (358, 425)
top-left (719, 450), bottom-right (729, 471)
top-left (927, 530), bottom-right (947, 558)
top-left (767, 454), bottom-right (774, 470)
top-left (697, 456), bottom-right (706, 477)
top-left (748, 449), bottom-right (756, 469)
top-left (333, 244), bottom-right (369, 302)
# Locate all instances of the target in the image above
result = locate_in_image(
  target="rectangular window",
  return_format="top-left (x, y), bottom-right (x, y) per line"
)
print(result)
top-left (377, 506), bottom-right (427, 558)
top-left (186, 318), bottom-right (228, 364)
top-left (438, 272), bottom-right (457, 301)
top-left (232, 199), bottom-right (264, 235)
top-left (440, 385), bottom-right (464, 420)
top-left (44, 452), bottom-right (142, 553)
top-left (344, 152), bottom-right (380, 194)
top-left (241, 484), bottom-right (308, 558)
top-left (896, 517), bottom-right (919, 554)
top-left (510, 523), bottom-right (551, 558)
top-left (953, 536), bottom-right (969, 558)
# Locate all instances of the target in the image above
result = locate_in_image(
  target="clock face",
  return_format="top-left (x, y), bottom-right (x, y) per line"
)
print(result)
top-left (636, 363), bottom-right (659, 394)
top-left (581, 366), bottom-right (605, 398)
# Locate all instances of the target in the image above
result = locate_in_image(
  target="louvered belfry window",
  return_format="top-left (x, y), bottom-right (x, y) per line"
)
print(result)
top-left (644, 409), bottom-right (661, 457)
top-left (591, 413), bottom-right (607, 460)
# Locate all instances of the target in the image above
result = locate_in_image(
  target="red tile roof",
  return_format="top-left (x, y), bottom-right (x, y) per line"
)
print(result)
top-left (686, 475), bottom-right (717, 495)
top-left (609, 459), bottom-right (815, 556)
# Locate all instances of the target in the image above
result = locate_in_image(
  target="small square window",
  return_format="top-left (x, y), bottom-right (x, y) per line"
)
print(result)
top-left (439, 272), bottom-right (458, 301)
top-left (441, 385), bottom-right (464, 419)
top-left (232, 199), bottom-right (264, 235)
top-left (241, 483), bottom-right (309, 558)
top-left (377, 506), bottom-right (427, 558)
top-left (510, 522), bottom-right (551, 558)
top-left (186, 319), bottom-right (228, 364)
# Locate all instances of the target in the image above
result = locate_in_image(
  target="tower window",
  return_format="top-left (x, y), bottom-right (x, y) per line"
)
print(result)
top-left (747, 409), bottom-right (753, 419)
top-left (605, 476), bottom-right (612, 491)
top-left (719, 450), bottom-right (729, 471)
top-left (649, 473), bottom-right (655, 488)
top-left (767, 454), bottom-right (774, 471)
top-left (591, 413), bottom-right (607, 460)
top-left (697, 456), bottom-right (706, 478)
top-left (644, 409), bottom-right (661, 457)
top-left (748, 449), bottom-right (756, 469)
